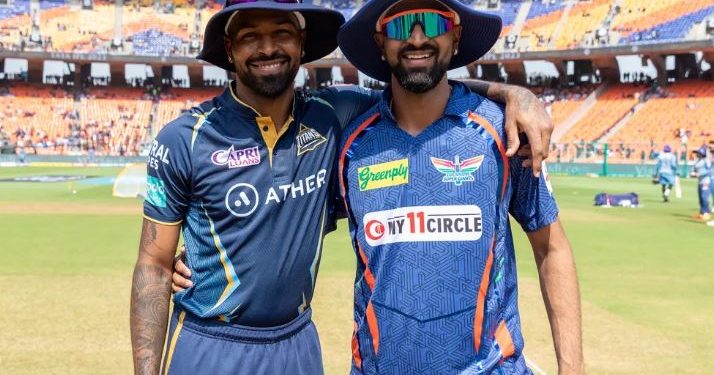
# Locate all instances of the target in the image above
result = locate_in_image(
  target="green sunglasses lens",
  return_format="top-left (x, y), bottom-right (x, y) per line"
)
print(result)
top-left (383, 12), bottom-right (454, 40)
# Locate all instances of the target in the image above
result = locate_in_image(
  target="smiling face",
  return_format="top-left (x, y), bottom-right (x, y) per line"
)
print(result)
top-left (224, 10), bottom-right (305, 98)
top-left (374, 0), bottom-right (461, 93)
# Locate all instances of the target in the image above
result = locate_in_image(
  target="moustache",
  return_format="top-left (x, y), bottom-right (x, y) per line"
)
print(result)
top-left (397, 44), bottom-right (439, 57)
top-left (246, 53), bottom-right (291, 66)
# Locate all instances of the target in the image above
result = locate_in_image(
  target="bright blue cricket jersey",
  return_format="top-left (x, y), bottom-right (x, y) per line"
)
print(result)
top-left (339, 82), bottom-right (559, 374)
top-left (143, 83), bottom-right (377, 327)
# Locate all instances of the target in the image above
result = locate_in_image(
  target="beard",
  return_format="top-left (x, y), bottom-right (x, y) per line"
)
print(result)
top-left (392, 45), bottom-right (449, 94)
top-left (235, 53), bottom-right (298, 98)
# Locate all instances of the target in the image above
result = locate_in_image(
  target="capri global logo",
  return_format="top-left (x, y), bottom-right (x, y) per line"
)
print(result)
top-left (357, 159), bottom-right (409, 191)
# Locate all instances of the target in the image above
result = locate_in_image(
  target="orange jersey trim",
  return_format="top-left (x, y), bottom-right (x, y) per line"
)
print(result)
top-left (473, 237), bottom-right (495, 352)
top-left (352, 321), bottom-right (363, 370)
top-left (365, 301), bottom-right (380, 354)
top-left (472, 113), bottom-right (509, 201)
top-left (494, 320), bottom-right (516, 359)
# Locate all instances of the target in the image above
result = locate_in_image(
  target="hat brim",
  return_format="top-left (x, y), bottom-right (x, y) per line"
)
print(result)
top-left (338, 0), bottom-right (502, 82)
top-left (198, 3), bottom-right (345, 71)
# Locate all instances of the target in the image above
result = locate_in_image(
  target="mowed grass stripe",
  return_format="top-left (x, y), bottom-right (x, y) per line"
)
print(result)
top-left (0, 167), bottom-right (711, 374)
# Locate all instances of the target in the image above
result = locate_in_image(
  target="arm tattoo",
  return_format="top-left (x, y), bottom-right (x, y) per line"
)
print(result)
top-left (131, 220), bottom-right (172, 375)
top-left (462, 79), bottom-right (491, 97)
top-left (131, 263), bottom-right (171, 375)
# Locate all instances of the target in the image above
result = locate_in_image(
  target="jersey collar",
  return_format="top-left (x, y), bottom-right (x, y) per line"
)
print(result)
top-left (377, 80), bottom-right (482, 125)
top-left (217, 81), bottom-right (302, 119)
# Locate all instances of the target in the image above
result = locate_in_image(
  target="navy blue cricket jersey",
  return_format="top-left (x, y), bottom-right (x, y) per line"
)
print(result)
top-left (143, 83), bottom-right (377, 326)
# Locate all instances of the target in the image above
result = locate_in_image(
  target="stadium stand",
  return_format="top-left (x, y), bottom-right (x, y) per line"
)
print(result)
top-left (1, 0), bottom-right (712, 55)
top-left (0, 83), bottom-right (77, 154)
top-left (154, 87), bottom-right (221, 135)
top-left (615, 0), bottom-right (714, 44)
top-left (78, 87), bottom-right (153, 156)
top-left (553, 0), bottom-right (611, 50)
top-left (481, 0), bottom-right (522, 27)
top-left (606, 80), bottom-right (714, 162)
top-left (560, 84), bottom-right (643, 143)
top-left (535, 84), bottom-right (597, 130)
top-left (0, 0), bottom-right (712, 162)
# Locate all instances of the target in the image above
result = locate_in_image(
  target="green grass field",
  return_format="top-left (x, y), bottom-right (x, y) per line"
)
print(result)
top-left (0, 167), bottom-right (712, 375)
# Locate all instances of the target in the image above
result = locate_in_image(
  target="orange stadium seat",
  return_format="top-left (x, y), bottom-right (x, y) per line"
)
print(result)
top-left (79, 87), bottom-right (153, 155)
top-left (0, 84), bottom-right (76, 154)
top-left (612, 0), bottom-right (713, 40)
top-left (606, 80), bottom-right (714, 162)
top-left (560, 84), bottom-right (643, 143)
top-left (553, 0), bottom-right (611, 49)
top-left (154, 87), bottom-right (221, 134)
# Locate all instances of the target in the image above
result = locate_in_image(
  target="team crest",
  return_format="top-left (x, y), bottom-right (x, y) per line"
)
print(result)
top-left (430, 155), bottom-right (485, 186)
top-left (296, 124), bottom-right (327, 156)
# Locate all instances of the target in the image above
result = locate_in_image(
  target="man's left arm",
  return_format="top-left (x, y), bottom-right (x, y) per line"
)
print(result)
top-left (461, 79), bottom-right (553, 177)
top-left (526, 219), bottom-right (584, 375)
top-left (509, 155), bottom-right (583, 375)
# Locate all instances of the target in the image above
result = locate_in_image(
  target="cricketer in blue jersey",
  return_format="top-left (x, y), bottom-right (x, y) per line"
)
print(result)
top-left (336, 0), bottom-right (584, 373)
top-left (691, 146), bottom-right (711, 220)
top-left (134, 1), bottom-right (558, 375)
top-left (654, 145), bottom-right (678, 202)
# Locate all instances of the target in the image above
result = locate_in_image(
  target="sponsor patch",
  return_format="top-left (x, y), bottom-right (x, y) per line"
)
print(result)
top-left (148, 140), bottom-right (170, 170)
top-left (431, 155), bottom-right (484, 186)
top-left (357, 159), bottom-right (409, 191)
top-left (296, 124), bottom-right (327, 156)
top-left (146, 175), bottom-right (167, 208)
top-left (224, 169), bottom-right (327, 217)
top-left (211, 145), bottom-right (261, 168)
top-left (363, 205), bottom-right (482, 246)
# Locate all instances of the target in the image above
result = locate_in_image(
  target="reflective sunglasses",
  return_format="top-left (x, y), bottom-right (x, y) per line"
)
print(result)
top-left (379, 9), bottom-right (456, 41)
top-left (226, 0), bottom-right (301, 5)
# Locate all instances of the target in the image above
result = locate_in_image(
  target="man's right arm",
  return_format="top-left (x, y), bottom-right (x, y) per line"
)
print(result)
top-left (132, 116), bottom-right (191, 375)
top-left (130, 219), bottom-right (181, 375)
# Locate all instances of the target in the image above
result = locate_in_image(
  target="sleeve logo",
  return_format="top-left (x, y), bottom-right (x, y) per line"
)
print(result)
top-left (296, 124), bottom-right (327, 156)
top-left (146, 175), bottom-right (167, 208)
top-left (357, 159), bottom-right (409, 191)
top-left (430, 155), bottom-right (484, 186)
top-left (363, 205), bottom-right (482, 246)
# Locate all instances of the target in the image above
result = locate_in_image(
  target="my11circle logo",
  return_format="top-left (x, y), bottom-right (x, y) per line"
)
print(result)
top-left (225, 183), bottom-right (259, 217)
top-left (363, 205), bottom-right (483, 246)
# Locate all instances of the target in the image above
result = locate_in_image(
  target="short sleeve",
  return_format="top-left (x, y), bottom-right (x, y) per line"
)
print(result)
top-left (509, 158), bottom-right (559, 232)
top-left (315, 86), bottom-right (381, 129)
top-left (143, 121), bottom-right (192, 225)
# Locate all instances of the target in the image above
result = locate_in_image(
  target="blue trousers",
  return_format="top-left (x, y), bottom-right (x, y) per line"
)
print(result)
top-left (162, 307), bottom-right (323, 375)
top-left (699, 185), bottom-right (711, 214)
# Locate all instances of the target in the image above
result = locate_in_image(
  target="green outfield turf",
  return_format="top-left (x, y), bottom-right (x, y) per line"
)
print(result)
top-left (0, 167), bottom-right (711, 374)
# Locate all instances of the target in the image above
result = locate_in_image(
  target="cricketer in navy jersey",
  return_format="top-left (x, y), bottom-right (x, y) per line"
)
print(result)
top-left (339, 82), bottom-right (558, 374)
top-left (144, 83), bottom-right (377, 326)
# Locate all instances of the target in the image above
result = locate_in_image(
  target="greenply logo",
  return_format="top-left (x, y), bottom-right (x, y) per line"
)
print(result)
top-left (146, 176), bottom-right (167, 208)
top-left (357, 159), bottom-right (409, 191)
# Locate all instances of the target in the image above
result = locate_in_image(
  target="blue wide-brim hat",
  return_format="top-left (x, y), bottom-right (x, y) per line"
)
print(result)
top-left (338, 0), bottom-right (502, 82)
top-left (198, 0), bottom-right (345, 72)
top-left (692, 146), bottom-right (707, 156)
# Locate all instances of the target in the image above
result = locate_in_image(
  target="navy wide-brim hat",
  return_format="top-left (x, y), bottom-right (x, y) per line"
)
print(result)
top-left (198, 0), bottom-right (345, 72)
top-left (338, 0), bottom-right (502, 82)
